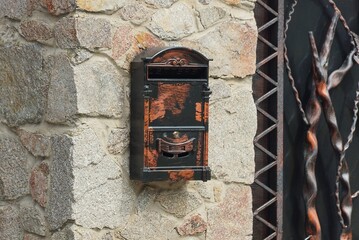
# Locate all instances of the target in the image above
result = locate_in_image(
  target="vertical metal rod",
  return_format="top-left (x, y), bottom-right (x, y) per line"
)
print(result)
top-left (277, 0), bottom-right (285, 239)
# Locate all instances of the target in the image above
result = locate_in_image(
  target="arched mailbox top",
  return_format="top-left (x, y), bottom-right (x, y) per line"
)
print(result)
top-left (133, 47), bottom-right (211, 65)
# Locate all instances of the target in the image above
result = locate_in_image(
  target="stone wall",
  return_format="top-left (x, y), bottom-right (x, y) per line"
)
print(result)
top-left (0, 0), bottom-right (257, 239)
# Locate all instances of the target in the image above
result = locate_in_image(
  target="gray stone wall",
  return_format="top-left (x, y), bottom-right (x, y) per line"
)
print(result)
top-left (0, 0), bottom-right (257, 239)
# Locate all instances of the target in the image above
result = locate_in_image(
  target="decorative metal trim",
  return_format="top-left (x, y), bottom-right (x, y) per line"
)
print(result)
top-left (253, 0), bottom-right (284, 239)
top-left (165, 58), bottom-right (189, 66)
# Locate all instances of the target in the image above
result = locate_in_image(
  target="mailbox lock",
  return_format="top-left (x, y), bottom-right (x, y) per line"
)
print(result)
top-left (173, 131), bottom-right (180, 139)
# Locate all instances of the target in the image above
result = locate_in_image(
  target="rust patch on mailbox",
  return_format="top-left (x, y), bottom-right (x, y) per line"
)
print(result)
top-left (203, 102), bottom-right (209, 124)
top-left (150, 83), bottom-right (191, 122)
top-left (195, 102), bottom-right (202, 122)
top-left (145, 148), bottom-right (158, 168)
top-left (168, 170), bottom-right (195, 181)
top-left (144, 99), bottom-right (150, 145)
top-left (153, 52), bottom-right (189, 64)
top-left (203, 132), bottom-right (208, 166)
top-left (196, 132), bottom-right (203, 166)
top-left (164, 134), bottom-right (189, 143)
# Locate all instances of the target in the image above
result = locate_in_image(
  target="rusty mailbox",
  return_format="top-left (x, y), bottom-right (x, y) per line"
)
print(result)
top-left (130, 47), bottom-right (211, 182)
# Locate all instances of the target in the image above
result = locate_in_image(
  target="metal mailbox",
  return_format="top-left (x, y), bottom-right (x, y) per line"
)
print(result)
top-left (130, 47), bottom-right (211, 182)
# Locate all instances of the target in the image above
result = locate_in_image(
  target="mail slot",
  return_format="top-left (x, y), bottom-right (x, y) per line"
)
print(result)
top-left (130, 47), bottom-right (211, 182)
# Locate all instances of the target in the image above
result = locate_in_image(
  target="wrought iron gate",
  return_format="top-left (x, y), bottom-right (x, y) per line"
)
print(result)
top-left (253, 0), bottom-right (359, 239)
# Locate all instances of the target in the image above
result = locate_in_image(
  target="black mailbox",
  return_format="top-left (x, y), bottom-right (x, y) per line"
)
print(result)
top-left (130, 47), bottom-right (211, 182)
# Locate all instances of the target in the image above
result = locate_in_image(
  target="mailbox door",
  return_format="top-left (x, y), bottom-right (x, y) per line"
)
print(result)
top-left (145, 128), bottom-right (205, 168)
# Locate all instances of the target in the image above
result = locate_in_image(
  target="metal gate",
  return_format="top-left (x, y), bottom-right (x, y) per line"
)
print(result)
top-left (253, 0), bottom-right (359, 239)
top-left (253, 0), bottom-right (284, 239)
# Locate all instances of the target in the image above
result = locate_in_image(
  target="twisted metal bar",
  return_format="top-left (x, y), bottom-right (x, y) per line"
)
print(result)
top-left (328, 50), bottom-right (356, 90)
top-left (284, 0), bottom-right (309, 125)
top-left (309, 13), bottom-right (353, 237)
top-left (302, 13), bottom-right (341, 239)
top-left (303, 79), bottom-right (322, 240)
top-left (330, 48), bottom-right (357, 240)
top-left (331, 49), bottom-right (357, 239)
top-left (328, 0), bottom-right (356, 49)
top-left (337, 159), bottom-right (353, 240)
top-left (324, 4), bottom-right (359, 238)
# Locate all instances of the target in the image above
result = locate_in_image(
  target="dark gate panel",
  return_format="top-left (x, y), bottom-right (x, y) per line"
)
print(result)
top-left (284, 0), bottom-right (359, 239)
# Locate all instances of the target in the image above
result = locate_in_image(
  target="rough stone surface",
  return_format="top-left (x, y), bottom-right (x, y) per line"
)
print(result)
top-left (24, 233), bottom-right (45, 240)
top-left (76, 17), bottom-right (112, 49)
top-left (74, 58), bottom-right (124, 118)
top-left (73, 228), bottom-right (114, 240)
top-left (210, 79), bottom-right (231, 101)
top-left (70, 48), bottom-right (93, 65)
top-left (241, 0), bottom-right (256, 11)
top-left (55, 17), bottom-right (111, 49)
top-left (135, 32), bottom-right (165, 51)
top-left (46, 54), bottom-right (125, 121)
top-left (107, 128), bottom-right (129, 155)
top-left (46, 128), bottom-right (137, 230)
top-left (207, 185), bottom-right (252, 240)
top-left (117, 188), bottom-right (178, 240)
top-left (54, 17), bottom-right (78, 49)
top-left (199, 7), bottom-right (226, 29)
top-left (198, 0), bottom-right (211, 4)
top-left (111, 25), bottom-right (132, 61)
top-left (221, 0), bottom-right (255, 10)
top-left (147, 3), bottom-right (197, 40)
top-left (30, 162), bottom-right (50, 207)
top-left (76, 0), bottom-right (126, 13)
top-left (51, 224), bottom-right (113, 240)
top-left (41, 0), bottom-right (76, 15)
top-left (182, 21), bottom-right (257, 78)
top-left (0, 205), bottom-right (22, 240)
top-left (20, 204), bottom-right (47, 236)
top-left (51, 224), bottom-right (74, 240)
top-left (176, 214), bottom-right (207, 236)
top-left (136, 187), bottom-right (157, 212)
top-left (47, 135), bottom-right (74, 230)
top-left (156, 190), bottom-right (202, 218)
top-left (45, 53), bottom-right (77, 124)
top-left (112, 26), bottom-right (164, 69)
top-left (144, 0), bottom-right (178, 8)
top-left (70, 128), bottom-right (136, 229)
top-left (20, 20), bottom-right (53, 42)
top-left (0, 44), bottom-right (46, 127)
top-left (0, 137), bottom-right (29, 200)
top-left (213, 181), bottom-right (225, 203)
top-left (0, 0), bottom-right (31, 20)
top-left (187, 181), bottom-right (214, 202)
top-left (209, 79), bottom-right (256, 183)
top-left (117, 211), bottom-right (178, 240)
top-left (17, 129), bottom-right (51, 157)
top-left (0, 19), bottom-right (20, 46)
top-left (221, 0), bottom-right (240, 6)
top-left (120, 3), bottom-right (151, 25)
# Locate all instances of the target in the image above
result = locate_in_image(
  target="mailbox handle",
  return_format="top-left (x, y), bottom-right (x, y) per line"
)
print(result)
top-left (157, 138), bottom-right (195, 158)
